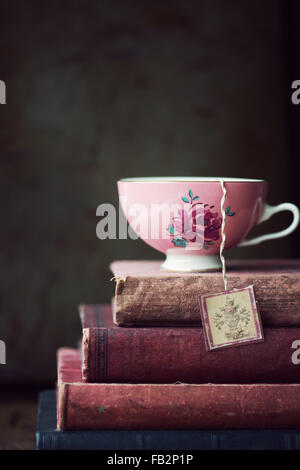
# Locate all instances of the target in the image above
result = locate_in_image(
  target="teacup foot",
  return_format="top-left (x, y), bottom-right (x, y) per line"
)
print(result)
top-left (161, 251), bottom-right (222, 272)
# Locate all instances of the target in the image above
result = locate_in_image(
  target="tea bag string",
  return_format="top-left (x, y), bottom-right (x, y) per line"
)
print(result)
top-left (220, 179), bottom-right (227, 291)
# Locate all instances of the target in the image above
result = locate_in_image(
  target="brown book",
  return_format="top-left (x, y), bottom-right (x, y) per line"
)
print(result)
top-left (110, 259), bottom-right (300, 326)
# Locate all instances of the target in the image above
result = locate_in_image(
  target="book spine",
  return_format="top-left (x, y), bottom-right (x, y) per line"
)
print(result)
top-left (82, 328), bottom-right (108, 382)
top-left (57, 383), bottom-right (68, 431)
top-left (36, 429), bottom-right (300, 450)
top-left (82, 327), bottom-right (300, 383)
top-left (114, 274), bottom-right (300, 326)
top-left (57, 383), bottom-right (300, 430)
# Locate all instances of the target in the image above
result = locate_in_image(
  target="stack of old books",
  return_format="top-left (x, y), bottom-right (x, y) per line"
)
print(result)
top-left (37, 259), bottom-right (300, 450)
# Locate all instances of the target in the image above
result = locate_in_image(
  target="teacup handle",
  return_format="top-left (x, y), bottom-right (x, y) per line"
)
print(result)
top-left (238, 202), bottom-right (300, 247)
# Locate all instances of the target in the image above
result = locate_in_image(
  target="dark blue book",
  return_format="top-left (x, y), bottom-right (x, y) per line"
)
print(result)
top-left (36, 390), bottom-right (300, 450)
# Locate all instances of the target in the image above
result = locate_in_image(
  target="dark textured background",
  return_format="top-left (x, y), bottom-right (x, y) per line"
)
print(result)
top-left (0, 0), bottom-right (299, 384)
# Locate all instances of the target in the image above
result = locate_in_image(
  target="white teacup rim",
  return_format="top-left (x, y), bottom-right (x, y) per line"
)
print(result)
top-left (119, 177), bottom-right (265, 183)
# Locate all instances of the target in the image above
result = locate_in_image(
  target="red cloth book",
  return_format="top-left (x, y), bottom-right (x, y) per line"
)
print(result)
top-left (80, 304), bottom-right (300, 384)
top-left (57, 348), bottom-right (300, 431)
top-left (110, 259), bottom-right (300, 326)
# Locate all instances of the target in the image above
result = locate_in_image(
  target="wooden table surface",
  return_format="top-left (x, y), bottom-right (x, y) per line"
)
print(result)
top-left (0, 387), bottom-right (40, 450)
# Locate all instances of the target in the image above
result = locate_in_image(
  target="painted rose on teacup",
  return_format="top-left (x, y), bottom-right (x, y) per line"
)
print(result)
top-left (168, 188), bottom-right (226, 250)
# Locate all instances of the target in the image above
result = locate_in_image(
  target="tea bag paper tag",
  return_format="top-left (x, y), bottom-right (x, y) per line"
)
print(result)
top-left (199, 180), bottom-right (264, 351)
top-left (199, 285), bottom-right (264, 351)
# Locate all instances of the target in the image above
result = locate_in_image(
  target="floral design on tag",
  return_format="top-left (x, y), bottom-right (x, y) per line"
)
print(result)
top-left (212, 295), bottom-right (251, 341)
top-left (199, 285), bottom-right (264, 351)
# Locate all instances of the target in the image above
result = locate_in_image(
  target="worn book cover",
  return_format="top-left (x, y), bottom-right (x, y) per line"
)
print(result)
top-left (37, 390), bottom-right (300, 450)
top-left (111, 259), bottom-right (300, 326)
top-left (80, 304), bottom-right (300, 384)
top-left (57, 348), bottom-right (300, 431)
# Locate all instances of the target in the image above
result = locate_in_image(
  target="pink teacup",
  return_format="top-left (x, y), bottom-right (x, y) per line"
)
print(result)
top-left (118, 177), bottom-right (300, 271)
